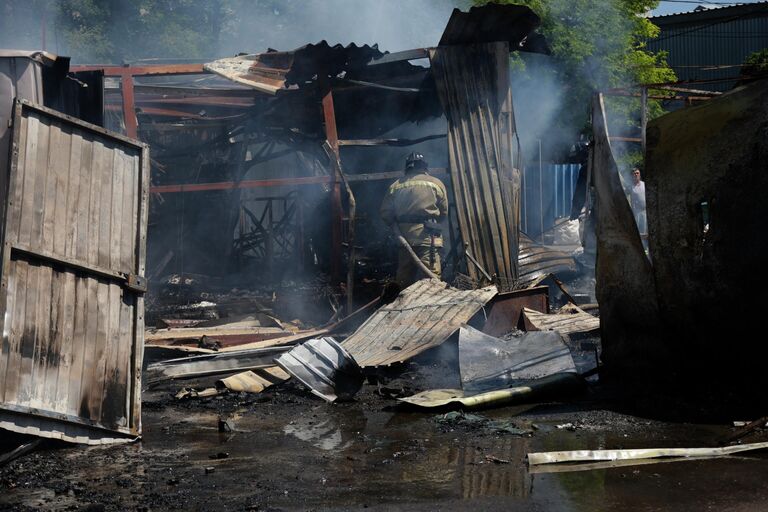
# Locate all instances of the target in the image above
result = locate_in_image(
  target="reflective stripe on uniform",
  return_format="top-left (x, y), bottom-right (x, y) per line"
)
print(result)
top-left (388, 180), bottom-right (443, 195)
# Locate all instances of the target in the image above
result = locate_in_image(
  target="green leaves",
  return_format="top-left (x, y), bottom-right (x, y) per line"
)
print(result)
top-left (478, 0), bottom-right (676, 159)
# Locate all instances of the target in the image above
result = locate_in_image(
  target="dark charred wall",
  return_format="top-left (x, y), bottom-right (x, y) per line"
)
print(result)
top-left (645, 79), bottom-right (768, 380)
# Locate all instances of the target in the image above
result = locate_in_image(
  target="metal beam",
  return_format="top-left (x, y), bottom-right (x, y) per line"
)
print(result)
top-left (322, 87), bottom-right (343, 285)
top-left (367, 48), bottom-right (432, 66)
top-left (69, 64), bottom-right (207, 76)
top-left (148, 169), bottom-right (449, 194)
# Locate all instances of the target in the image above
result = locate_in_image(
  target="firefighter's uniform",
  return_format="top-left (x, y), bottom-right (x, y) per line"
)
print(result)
top-left (380, 169), bottom-right (448, 286)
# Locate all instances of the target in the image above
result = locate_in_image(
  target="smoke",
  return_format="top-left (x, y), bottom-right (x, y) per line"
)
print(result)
top-left (0, 1), bottom-right (461, 63)
top-left (510, 51), bottom-right (571, 162)
top-left (218, 0), bottom-right (462, 57)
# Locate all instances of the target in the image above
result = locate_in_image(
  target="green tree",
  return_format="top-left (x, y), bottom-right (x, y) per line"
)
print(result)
top-left (742, 48), bottom-right (768, 76)
top-left (55, 0), bottom-right (230, 63)
top-left (478, 0), bottom-right (676, 161)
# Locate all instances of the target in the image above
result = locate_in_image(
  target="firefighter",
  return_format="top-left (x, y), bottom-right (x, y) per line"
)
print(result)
top-left (380, 152), bottom-right (448, 286)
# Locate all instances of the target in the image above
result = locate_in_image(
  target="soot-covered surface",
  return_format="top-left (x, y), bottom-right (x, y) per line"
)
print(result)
top-left (1, 381), bottom-right (767, 511)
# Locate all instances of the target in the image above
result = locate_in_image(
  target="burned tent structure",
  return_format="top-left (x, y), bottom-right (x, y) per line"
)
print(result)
top-left (67, 4), bottom-right (549, 314)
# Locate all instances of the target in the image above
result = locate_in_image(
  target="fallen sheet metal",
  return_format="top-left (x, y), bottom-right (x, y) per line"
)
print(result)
top-left (144, 346), bottom-right (290, 384)
top-left (527, 441), bottom-right (768, 466)
top-left (343, 279), bottom-right (497, 368)
top-left (458, 326), bottom-right (576, 392)
top-left (216, 367), bottom-right (290, 393)
top-left (518, 233), bottom-right (579, 287)
top-left (522, 304), bottom-right (599, 337)
top-left (476, 286), bottom-right (548, 337)
top-left (397, 373), bottom-right (581, 410)
top-left (276, 337), bottom-right (363, 402)
top-left (204, 41), bottom-right (421, 95)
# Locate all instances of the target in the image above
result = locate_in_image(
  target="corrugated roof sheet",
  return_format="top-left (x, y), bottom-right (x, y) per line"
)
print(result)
top-left (204, 41), bottom-right (421, 95)
top-left (439, 4), bottom-right (548, 53)
top-left (518, 233), bottom-right (579, 287)
top-left (342, 279), bottom-right (497, 368)
top-left (430, 42), bottom-right (521, 285)
top-left (650, 2), bottom-right (768, 22)
top-left (522, 304), bottom-right (600, 336)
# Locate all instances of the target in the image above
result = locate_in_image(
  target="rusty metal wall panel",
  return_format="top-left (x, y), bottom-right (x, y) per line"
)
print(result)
top-left (0, 100), bottom-right (148, 444)
top-left (430, 43), bottom-right (520, 286)
top-left (342, 278), bottom-right (496, 368)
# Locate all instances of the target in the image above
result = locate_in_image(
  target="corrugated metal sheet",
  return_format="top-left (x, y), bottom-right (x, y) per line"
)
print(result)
top-left (342, 278), bottom-right (497, 368)
top-left (648, 4), bottom-right (768, 91)
top-left (430, 42), bottom-right (520, 285)
top-left (204, 41), bottom-right (420, 95)
top-left (522, 304), bottom-right (599, 336)
top-left (0, 100), bottom-right (149, 444)
top-left (439, 4), bottom-right (546, 53)
top-left (517, 233), bottom-right (578, 287)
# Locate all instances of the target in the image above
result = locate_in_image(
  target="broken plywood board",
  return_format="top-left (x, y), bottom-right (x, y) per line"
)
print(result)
top-left (522, 304), bottom-right (599, 336)
top-left (342, 279), bottom-right (497, 368)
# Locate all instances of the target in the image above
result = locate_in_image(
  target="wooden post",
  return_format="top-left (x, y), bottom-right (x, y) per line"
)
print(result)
top-left (321, 88), bottom-right (343, 287)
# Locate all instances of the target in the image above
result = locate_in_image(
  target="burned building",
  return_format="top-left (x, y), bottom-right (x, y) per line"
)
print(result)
top-left (66, 5), bottom-right (552, 320)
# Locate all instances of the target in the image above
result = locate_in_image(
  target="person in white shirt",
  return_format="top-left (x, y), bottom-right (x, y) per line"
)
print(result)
top-left (630, 168), bottom-right (647, 235)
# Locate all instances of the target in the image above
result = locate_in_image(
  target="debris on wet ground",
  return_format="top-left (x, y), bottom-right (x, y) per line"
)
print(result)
top-left (276, 337), bottom-right (364, 402)
top-left (397, 373), bottom-right (584, 410)
top-left (434, 411), bottom-right (531, 436)
top-left (483, 455), bottom-right (512, 464)
top-left (722, 415), bottom-right (768, 444)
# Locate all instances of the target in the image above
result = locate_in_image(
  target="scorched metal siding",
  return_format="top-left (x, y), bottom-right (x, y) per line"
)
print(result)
top-left (0, 100), bottom-right (148, 444)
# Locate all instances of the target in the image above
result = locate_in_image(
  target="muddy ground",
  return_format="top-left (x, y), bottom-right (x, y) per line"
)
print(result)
top-left (1, 374), bottom-right (767, 512)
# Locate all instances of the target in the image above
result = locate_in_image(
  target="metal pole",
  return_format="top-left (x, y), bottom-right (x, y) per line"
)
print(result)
top-left (641, 86), bottom-right (648, 158)
top-left (538, 139), bottom-right (544, 241)
top-left (522, 166), bottom-right (527, 233)
top-left (321, 87), bottom-right (343, 286)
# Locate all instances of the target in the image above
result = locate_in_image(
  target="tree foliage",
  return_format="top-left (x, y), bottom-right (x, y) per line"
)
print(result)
top-left (478, 0), bottom-right (676, 159)
top-left (54, 0), bottom-right (229, 62)
top-left (743, 48), bottom-right (768, 75)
